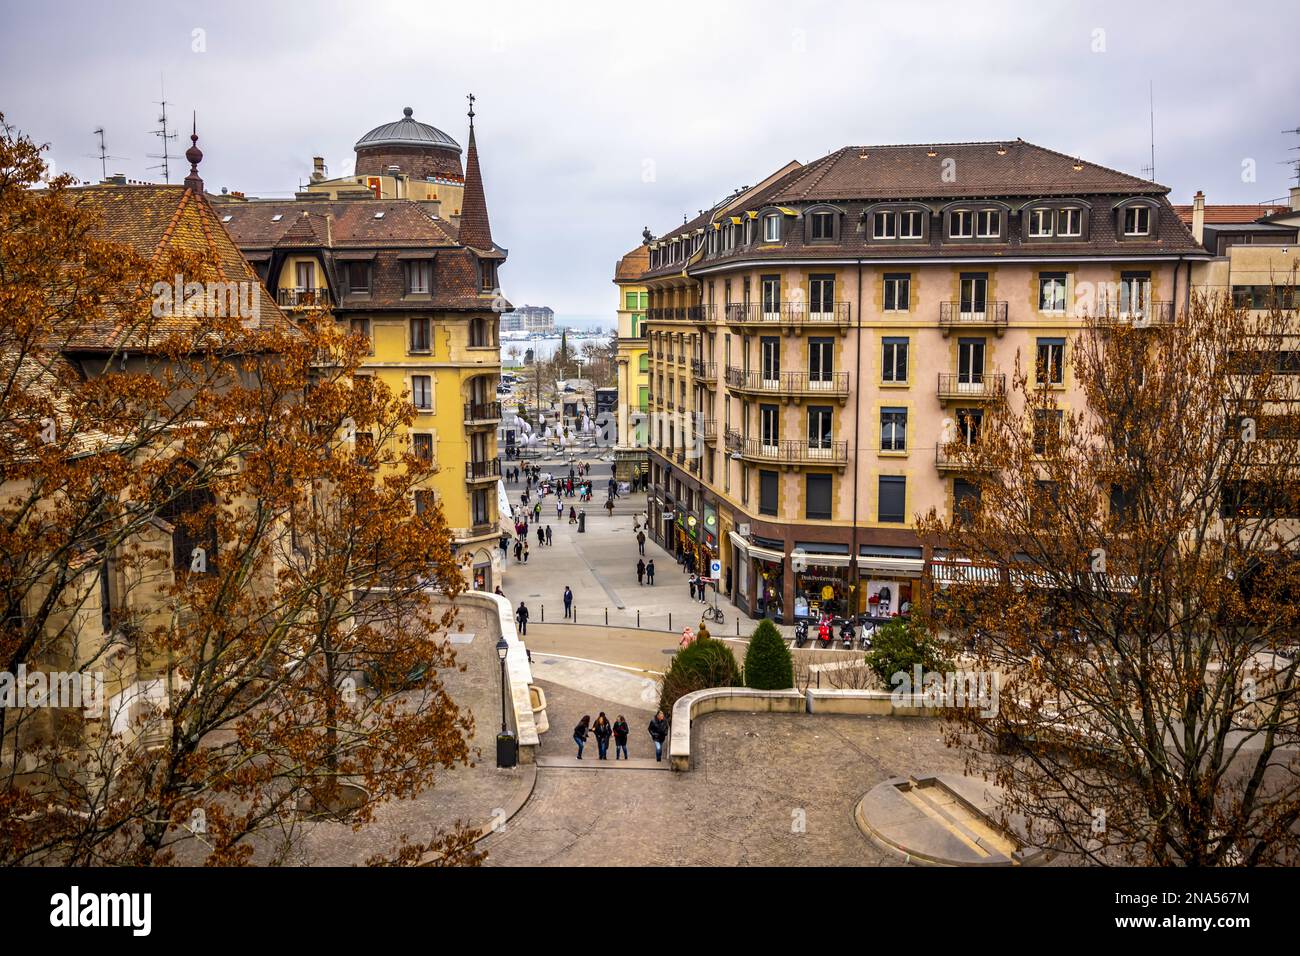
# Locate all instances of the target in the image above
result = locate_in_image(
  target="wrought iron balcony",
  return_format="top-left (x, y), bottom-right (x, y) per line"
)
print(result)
top-left (938, 300), bottom-right (1008, 334)
top-left (278, 287), bottom-right (331, 309)
top-left (464, 401), bottom-right (502, 425)
top-left (1093, 301), bottom-right (1175, 327)
top-left (722, 302), bottom-right (850, 332)
top-left (465, 458), bottom-right (502, 482)
top-left (698, 418), bottom-right (718, 442)
top-left (724, 428), bottom-right (848, 466)
top-left (935, 442), bottom-right (994, 473)
top-left (936, 372), bottom-right (1006, 406)
top-left (691, 359), bottom-right (717, 382)
top-left (724, 366), bottom-right (850, 401)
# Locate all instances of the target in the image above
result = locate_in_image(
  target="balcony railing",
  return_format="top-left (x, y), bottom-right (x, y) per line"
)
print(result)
top-left (647, 306), bottom-right (704, 324)
top-left (725, 366), bottom-right (850, 399)
top-left (725, 428), bottom-right (848, 465)
top-left (699, 418), bottom-right (718, 442)
top-left (936, 372), bottom-right (1006, 405)
top-left (465, 459), bottom-right (502, 482)
top-left (938, 300), bottom-right (1008, 333)
top-left (723, 302), bottom-right (851, 331)
top-left (1094, 301), bottom-right (1175, 327)
top-left (278, 287), bottom-right (331, 309)
top-left (691, 359), bottom-right (717, 382)
top-left (935, 442), bottom-right (994, 472)
top-left (464, 401), bottom-right (502, 424)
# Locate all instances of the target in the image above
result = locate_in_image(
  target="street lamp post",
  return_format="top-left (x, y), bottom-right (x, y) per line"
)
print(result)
top-left (495, 636), bottom-right (517, 767)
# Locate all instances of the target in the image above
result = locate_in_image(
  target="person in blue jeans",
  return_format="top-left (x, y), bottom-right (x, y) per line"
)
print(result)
top-left (648, 710), bottom-right (669, 762)
top-left (573, 715), bottom-right (591, 759)
top-left (592, 713), bottom-right (613, 760)
top-left (613, 715), bottom-right (630, 760)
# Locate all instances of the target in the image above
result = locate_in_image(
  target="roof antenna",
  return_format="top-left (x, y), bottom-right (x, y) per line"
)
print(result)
top-left (1282, 125), bottom-right (1300, 186)
top-left (147, 78), bottom-right (179, 183)
top-left (88, 128), bottom-right (127, 180)
top-left (1140, 81), bottom-right (1156, 182)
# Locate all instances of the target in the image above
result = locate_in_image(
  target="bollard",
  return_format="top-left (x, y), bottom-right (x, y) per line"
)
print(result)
top-left (637, 609), bottom-right (641, 628)
top-left (541, 604), bottom-right (544, 623)
top-left (668, 612), bottom-right (672, 632)
top-left (605, 607), bottom-right (609, 626)
top-left (736, 619), bottom-right (740, 637)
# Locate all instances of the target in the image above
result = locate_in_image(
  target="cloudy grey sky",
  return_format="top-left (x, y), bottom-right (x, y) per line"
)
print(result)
top-left (2, 0), bottom-right (1298, 317)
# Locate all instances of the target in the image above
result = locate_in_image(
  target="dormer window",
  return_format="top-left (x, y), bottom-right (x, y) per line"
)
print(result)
top-left (480, 260), bottom-right (497, 292)
top-left (763, 214), bottom-right (781, 242)
top-left (950, 210), bottom-right (974, 238)
top-left (744, 219), bottom-right (752, 244)
top-left (1123, 206), bottom-right (1150, 236)
top-left (899, 210), bottom-right (923, 239)
top-left (976, 209), bottom-right (1000, 238)
top-left (1059, 208), bottom-right (1082, 237)
top-left (406, 260), bottom-right (431, 294)
top-left (810, 212), bottom-right (835, 240)
top-left (1028, 208), bottom-right (1054, 237)
top-left (872, 211), bottom-right (895, 240)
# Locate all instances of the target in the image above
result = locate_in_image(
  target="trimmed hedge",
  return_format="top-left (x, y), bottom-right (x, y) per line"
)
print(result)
top-left (864, 617), bottom-right (949, 686)
top-left (657, 637), bottom-right (739, 715)
top-left (744, 619), bottom-right (794, 689)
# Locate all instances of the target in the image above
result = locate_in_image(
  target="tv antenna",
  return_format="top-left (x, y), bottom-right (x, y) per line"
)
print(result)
top-left (1140, 81), bottom-right (1156, 182)
top-left (1281, 126), bottom-right (1300, 186)
top-left (147, 82), bottom-right (179, 182)
top-left (87, 128), bottom-right (128, 180)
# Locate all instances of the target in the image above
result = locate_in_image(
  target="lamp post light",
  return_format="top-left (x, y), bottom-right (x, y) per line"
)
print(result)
top-left (495, 636), bottom-right (517, 768)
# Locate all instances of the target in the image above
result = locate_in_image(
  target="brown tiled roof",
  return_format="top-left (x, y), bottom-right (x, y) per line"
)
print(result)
top-left (770, 140), bottom-right (1164, 201)
top-left (65, 184), bottom-right (291, 349)
top-left (457, 125), bottom-right (493, 251)
top-left (222, 199), bottom-right (458, 248)
top-left (1172, 203), bottom-right (1291, 225)
top-left (614, 245), bottom-right (649, 283)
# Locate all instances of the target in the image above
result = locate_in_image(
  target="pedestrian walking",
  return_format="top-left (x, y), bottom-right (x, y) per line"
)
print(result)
top-left (514, 541), bottom-right (522, 562)
top-left (537, 526), bottom-right (545, 547)
top-left (545, 525), bottom-right (553, 545)
top-left (557, 500), bottom-right (564, 520)
top-left (569, 506), bottom-right (577, 524)
top-left (499, 534), bottom-right (510, 561)
top-left (605, 497), bottom-right (615, 517)
top-left (592, 712), bottom-right (613, 760)
top-left (516, 601), bottom-right (529, 636)
top-left (534, 502), bottom-right (541, 522)
top-left (613, 715), bottom-right (630, 760)
top-left (637, 530), bottom-right (646, 555)
top-left (573, 715), bottom-right (590, 759)
top-left (646, 559), bottom-right (656, 585)
top-left (688, 573), bottom-right (698, 601)
top-left (636, 558), bottom-right (645, 585)
top-left (648, 710), bottom-right (669, 762)
top-left (563, 585), bottom-right (573, 619)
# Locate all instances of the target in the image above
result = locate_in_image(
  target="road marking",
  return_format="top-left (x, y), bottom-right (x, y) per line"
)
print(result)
top-left (537, 653), bottom-right (663, 676)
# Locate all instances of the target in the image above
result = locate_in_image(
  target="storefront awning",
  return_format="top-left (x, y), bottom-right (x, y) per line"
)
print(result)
top-left (930, 561), bottom-right (1001, 586)
top-left (728, 531), bottom-right (784, 563)
top-left (857, 556), bottom-right (924, 577)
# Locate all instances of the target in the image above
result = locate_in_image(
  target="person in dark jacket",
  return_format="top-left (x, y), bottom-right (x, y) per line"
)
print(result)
top-left (613, 715), bottom-right (630, 759)
top-left (648, 710), bottom-right (669, 762)
top-left (537, 525), bottom-right (545, 547)
top-left (573, 715), bottom-right (591, 759)
top-left (516, 601), bottom-right (529, 636)
top-left (592, 712), bottom-right (613, 760)
top-left (636, 558), bottom-right (646, 585)
top-left (545, 525), bottom-right (553, 546)
top-left (637, 530), bottom-right (646, 555)
top-left (646, 559), bottom-right (656, 585)
top-left (563, 585), bottom-right (573, 618)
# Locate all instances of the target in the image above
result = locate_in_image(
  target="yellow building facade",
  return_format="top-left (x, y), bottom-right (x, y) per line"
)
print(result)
top-left (613, 245), bottom-right (650, 481)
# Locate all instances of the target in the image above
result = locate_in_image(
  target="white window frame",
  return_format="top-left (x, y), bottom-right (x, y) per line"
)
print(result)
top-left (411, 375), bottom-right (432, 410)
top-left (1038, 274), bottom-right (1068, 313)
top-left (1059, 207), bottom-right (1082, 237)
top-left (763, 215), bottom-right (781, 242)
top-left (950, 209), bottom-right (974, 239)
top-left (1028, 208), bottom-right (1054, 238)
top-left (976, 209), bottom-right (1000, 238)
top-left (1123, 206), bottom-right (1150, 236)
top-left (872, 211), bottom-right (895, 240)
top-left (899, 209), bottom-right (923, 239)
top-left (883, 275), bottom-right (910, 312)
top-left (406, 260), bottom-right (431, 294)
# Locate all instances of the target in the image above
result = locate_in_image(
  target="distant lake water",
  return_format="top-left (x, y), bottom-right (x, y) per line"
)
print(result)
top-left (500, 332), bottom-right (611, 365)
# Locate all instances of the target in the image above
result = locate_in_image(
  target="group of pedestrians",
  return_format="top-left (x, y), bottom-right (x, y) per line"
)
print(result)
top-left (635, 558), bottom-right (656, 585)
top-left (687, 572), bottom-right (711, 602)
top-left (574, 710), bottom-right (670, 761)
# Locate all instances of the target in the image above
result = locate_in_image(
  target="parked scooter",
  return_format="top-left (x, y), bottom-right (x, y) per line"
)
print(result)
top-left (794, 618), bottom-right (809, 648)
top-left (860, 618), bottom-right (876, 650)
top-left (816, 615), bottom-right (834, 648)
top-left (839, 616), bottom-right (856, 650)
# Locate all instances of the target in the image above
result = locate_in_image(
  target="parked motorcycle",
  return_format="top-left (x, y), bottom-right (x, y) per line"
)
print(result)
top-left (816, 616), bottom-right (834, 648)
top-left (794, 618), bottom-right (809, 648)
top-left (860, 618), bottom-right (876, 650)
top-left (839, 616), bottom-right (856, 649)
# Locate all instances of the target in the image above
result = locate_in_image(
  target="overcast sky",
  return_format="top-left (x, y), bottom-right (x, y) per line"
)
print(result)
top-left (3, 0), bottom-right (1298, 316)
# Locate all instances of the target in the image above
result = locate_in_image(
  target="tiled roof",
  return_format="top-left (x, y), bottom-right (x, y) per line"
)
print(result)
top-left (614, 245), bottom-right (649, 283)
top-left (457, 125), bottom-right (494, 251)
top-left (65, 184), bottom-right (291, 349)
top-left (1172, 203), bottom-right (1291, 225)
top-left (769, 140), bottom-right (1165, 201)
top-left (221, 199), bottom-right (459, 248)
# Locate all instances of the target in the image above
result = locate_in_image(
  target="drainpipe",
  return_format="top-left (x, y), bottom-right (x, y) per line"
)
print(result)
top-left (850, 259), bottom-right (863, 610)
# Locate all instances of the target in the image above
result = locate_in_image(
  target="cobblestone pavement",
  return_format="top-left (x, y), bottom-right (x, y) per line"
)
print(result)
top-left (481, 680), bottom-right (973, 867)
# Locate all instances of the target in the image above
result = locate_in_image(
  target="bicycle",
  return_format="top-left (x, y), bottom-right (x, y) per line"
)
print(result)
top-left (701, 604), bottom-right (724, 625)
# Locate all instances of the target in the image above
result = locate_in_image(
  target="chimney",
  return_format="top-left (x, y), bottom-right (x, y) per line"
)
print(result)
top-left (310, 156), bottom-right (326, 183)
top-left (1291, 186), bottom-right (1300, 212)
top-left (102, 172), bottom-right (127, 185)
top-left (386, 165), bottom-right (402, 199)
top-left (1192, 190), bottom-right (1205, 246)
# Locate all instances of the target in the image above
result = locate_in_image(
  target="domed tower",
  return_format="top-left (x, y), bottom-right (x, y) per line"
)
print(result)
top-left (353, 106), bottom-right (463, 184)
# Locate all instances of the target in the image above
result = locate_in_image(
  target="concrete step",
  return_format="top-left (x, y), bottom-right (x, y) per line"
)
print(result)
top-left (536, 755), bottom-right (670, 771)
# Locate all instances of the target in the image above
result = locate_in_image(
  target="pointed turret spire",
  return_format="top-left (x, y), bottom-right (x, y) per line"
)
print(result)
top-left (458, 93), bottom-right (494, 251)
top-left (183, 112), bottom-right (204, 194)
